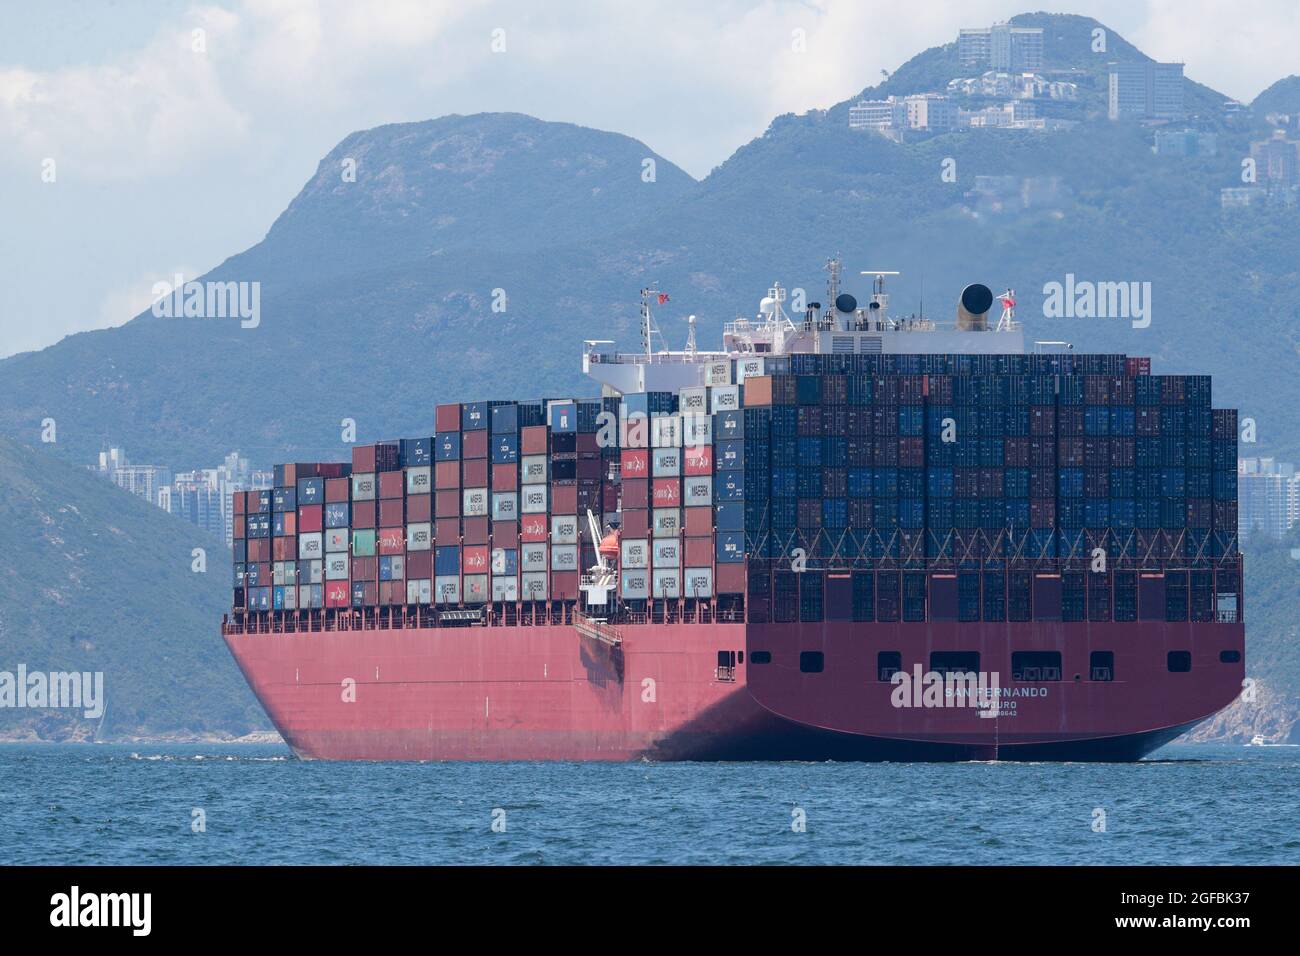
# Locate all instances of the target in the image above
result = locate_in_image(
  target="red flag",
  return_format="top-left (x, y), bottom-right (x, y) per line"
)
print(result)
top-left (1000, 296), bottom-right (1016, 308)
top-left (657, 293), bottom-right (670, 305)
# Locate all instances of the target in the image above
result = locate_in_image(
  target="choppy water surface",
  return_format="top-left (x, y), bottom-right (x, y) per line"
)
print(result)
top-left (1, 743), bottom-right (1295, 865)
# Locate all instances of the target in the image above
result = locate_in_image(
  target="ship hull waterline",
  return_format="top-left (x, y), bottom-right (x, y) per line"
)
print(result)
top-left (222, 618), bottom-right (1244, 762)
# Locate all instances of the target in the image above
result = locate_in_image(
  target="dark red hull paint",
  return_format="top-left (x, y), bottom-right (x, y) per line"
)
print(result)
top-left (222, 620), bottom-right (1244, 762)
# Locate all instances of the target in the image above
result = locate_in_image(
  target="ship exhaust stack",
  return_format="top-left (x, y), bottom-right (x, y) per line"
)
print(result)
top-left (956, 283), bottom-right (994, 331)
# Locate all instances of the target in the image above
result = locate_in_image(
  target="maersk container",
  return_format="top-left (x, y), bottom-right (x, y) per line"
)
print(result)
top-left (297, 532), bottom-right (323, 560)
top-left (651, 569), bottom-right (682, 598)
top-left (492, 576), bottom-right (519, 602)
top-left (653, 540), bottom-right (681, 568)
top-left (435, 575), bottom-right (461, 604)
top-left (620, 569), bottom-right (650, 599)
top-left (520, 486), bottom-right (548, 514)
top-left (491, 492), bottom-right (518, 521)
top-left (521, 572), bottom-right (549, 600)
top-left (652, 447), bottom-right (681, 476)
top-left (551, 514), bottom-right (579, 544)
top-left (683, 413), bottom-right (713, 447)
top-left (711, 385), bottom-right (741, 414)
top-left (406, 579), bottom-right (432, 604)
top-left (405, 466), bottom-right (431, 496)
top-left (551, 544), bottom-right (579, 572)
top-left (736, 357), bottom-right (765, 382)
top-left (463, 574), bottom-right (489, 603)
top-left (462, 487), bottom-right (489, 517)
top-left (704, 360), bottom-right (732, 387)
top-left (521, 454), bottom-right (547, 484)
top-left (653, 508), bottom-right (681, 538)
top-left (620, 538), bottom-right (648, 569)
top-left (406, 522), bottom-right (432, 551)
top-left (521, 542), bottom-right (548, 571)
top-left (652, 414), bottom-right (682, 448)
top-left (677, 387), bottom-right (708, 416)
top-left (352, 472), bottom-right (376, 501)
top-left (324, 553), bottom-right (349, 580)
top-left (684, 476), bottom-right (713, 506)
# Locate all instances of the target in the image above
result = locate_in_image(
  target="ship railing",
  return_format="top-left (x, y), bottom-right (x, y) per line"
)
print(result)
top-left (1215, 609), bottom-right (1239, 623)
top-left (715, 665), bottom-right (736, 683)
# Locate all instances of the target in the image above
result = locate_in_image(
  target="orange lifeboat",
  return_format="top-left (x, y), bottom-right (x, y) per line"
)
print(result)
top-left (598, 528), bottom-right (621, 559)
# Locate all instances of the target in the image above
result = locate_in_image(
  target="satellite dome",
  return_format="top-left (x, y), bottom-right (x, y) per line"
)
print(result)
top-left (835, 293), bottom-right (857, 313)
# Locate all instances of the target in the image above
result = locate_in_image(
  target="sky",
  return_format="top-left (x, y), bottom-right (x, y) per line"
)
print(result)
top-left (1, 0), bottom-right (1297, 358)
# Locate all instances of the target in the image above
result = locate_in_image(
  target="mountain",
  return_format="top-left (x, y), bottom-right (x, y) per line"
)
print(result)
top-left (1252, 75), bottom-right (1300, 116)
top-left (0, 436), bottom-right (269, 740)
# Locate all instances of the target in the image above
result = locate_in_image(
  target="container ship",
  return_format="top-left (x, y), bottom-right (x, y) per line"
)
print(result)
top-left (222, 260), bottom-right (1245, 761)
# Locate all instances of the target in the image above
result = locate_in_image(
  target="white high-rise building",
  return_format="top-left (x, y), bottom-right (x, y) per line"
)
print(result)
top-left (958, 23), bottom-right (1043, 71)
top-left (1108, 62), bottom-right (1184, 120)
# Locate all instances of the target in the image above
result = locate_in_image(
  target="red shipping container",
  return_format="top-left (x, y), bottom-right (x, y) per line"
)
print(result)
top-left (435, 461), bottom-right (460, 490)
top-left (463, 546), bottom-right (490, 574)
top-left (1127, 356), bottom-right (1151, 377)
top-left (715, 564), bottom-right (746, 594)
top-left (576, 457), bottom-right (602, 481)
top-left (435, 491), bottom-right (460, 518)
top-left (325, 581), bottom-right (350, 607)
top-left (233, 515), bottom-right (246, 538)
top-left (621, 449), bottom-right (649, 478)
top-left (653, 478), bottom-right (681, 507)
top-left (550, 571), bottom-right (579, 600)
top-left (685, 536), bottom-right (713, 566)
top-left (379, 498), bottom-right (404, 528)
top-left (247, 540), bottom-right (269, 563)
top-left (406, 551), bottom-right (433, 578)
top-left (622, 479), bottom-right (648, 510)
top-left (521, 514), bottom-right (548, 542)
top-left (435, 404), bottom-right (461, 432)
top-left (603, 485), bottom-right (619, 513)
top-left (406, 494), bottom-right (431, 522)
top-left (379, 471), bottom-right (404, 499)
top-left (326, 477), bottom-right (350, 503)
top-left (684, 445), bottom-right (713, 476)
top-left (491, 463), bottom-right (518, 490)
top-left (622, 510), bottom-right (649, 537)
top-left (272, 537), bottom-right (290, 561)
top-left (298, 505), bottom-right (323, 533)
top-left (378, 528), bottom-right (405, 555)
top-left (463, 430), bottom-right (488, 460)
top-left (435, 518), bottom-right (460, 541)
top-left (521, 426), bottom-right (548, 455)
top-left (356, 582), bottom-right (379, 605)
top-left (233, 491), bottom-right (247, 515)
top-left (379, 581), bottom-right (402, 606)
top-left (576, 433), bottom-right (600, 455)
top-left (463, 516), bottom-right (489, 545)
top-left (684, 506), bottom-right (713, 537)
top-left (463, 458), bottom-right (489, 487)
top-left (352, 501), bottom-right (376, 530)
top-left (551, 483), bottom-right (578, 514)
top-left (352, 444), bottom-right (378, 472)
top-left (492, 520), bottom-right (519, 544)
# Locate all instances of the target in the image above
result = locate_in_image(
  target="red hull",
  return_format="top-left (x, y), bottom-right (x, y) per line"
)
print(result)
top-left (222, 618), bottom-right (1245, 762)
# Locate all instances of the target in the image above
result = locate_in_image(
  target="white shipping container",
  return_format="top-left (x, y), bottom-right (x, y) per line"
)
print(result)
top-left (325, 528), bottom-right (349, 552)
top-left (463, 574), bottom-right (489, 604)
top-left (298, 584), bottom-right (316, 609)
top-left (520, 486), bottom-right (548, 514)
top-left (521, 542), bottom-right (548, 571)
top-left (304, 560), bottom-right (323, 585)
top-left (520, 455), bottom-right (548, 485)
top-left (682, 413), bottom-right (713, 447)
top-left (521, 572), bottom-right (549, 600)
top-left (352, 472), bottom-right (377, 501)
top-left (704, 360), bottom-right (732, 386)
top-left (653, 539), bottom-right (681, 567)
top-left (551, 544), bottom-right (579, 572)
top-left (387, 555), bottom-right (405, 579)
top-left (298, 532), bottom-right (323, 560)
top-left (684, 476), bottom-right (713, 506)
top-left (620, 538), bottom-right (649, 569)
top-left (736, 356), bottom-right (765, 382)
top-left (653, 508), bottom-right (681, 538)
top-left (651, 568), bottom-right (682, 598)
top-left (491, 492), bottom-right (518, 521)
top-left (652, 414), bottom-right (682, 448)
top-left (405, 466), bottom-right (432, 495)
top-left (491, 575), bottom-right (519, 602)
top-left (324, 554), bottom-right (349, 580)
top-left (677, 386), bottom-right (708, 414)
top-left (620, 569), bottom-right (650, 599)
top-left (273, 562), bottom-right (287, 586)
top-left (652, 447), bottom-right (681, 477)
top-left (683, 567), bottom-right (714, 597)
top-left (434, 575), bottom-right (461, 604)
top-left (462, 487), bottom-right (489, 517)
top-left (551, 514), bottom-right (579, 544)
top-left (711, 385), bottom-right (741, 413)
top-left (407, 578), bottom-right (432, 604)
top-left (406, 522), bottom-right (432, 551)
top-left (283, 585), bottom-right (298, 610)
